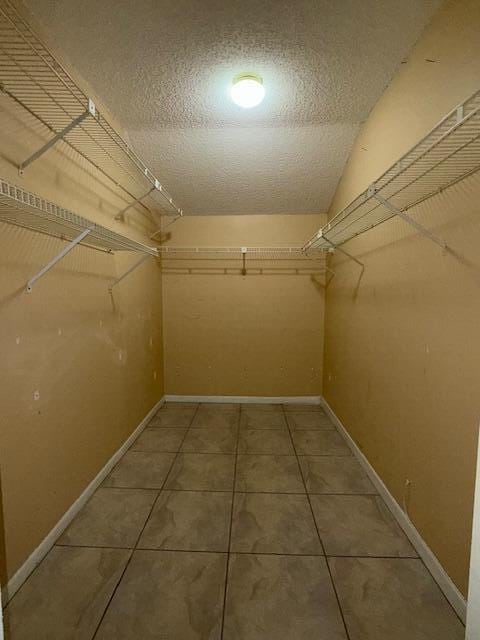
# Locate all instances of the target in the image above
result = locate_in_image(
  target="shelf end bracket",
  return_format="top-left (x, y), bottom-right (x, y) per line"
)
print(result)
top-left (108, 254), bottom-right (152, 293)
top-left (115, 185), bottom-right (156, 221)
top-left (19, 100), bottom-right (95, 174)
top-left (371, 190), bottom-right (448, 250)
top-left (323, 237), bottom-right (364, 268)
top-left (26, 227), bottom-right (92, 293)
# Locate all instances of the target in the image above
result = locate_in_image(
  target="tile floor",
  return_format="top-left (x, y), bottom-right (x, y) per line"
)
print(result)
top-left (4, 402), bottom-right (465, 640)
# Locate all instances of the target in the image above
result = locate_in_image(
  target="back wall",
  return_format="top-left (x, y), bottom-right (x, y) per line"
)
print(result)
top-left (162, 214), bottom-right (325, 397)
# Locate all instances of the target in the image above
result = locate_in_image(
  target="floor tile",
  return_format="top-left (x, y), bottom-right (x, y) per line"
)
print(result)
top-left (4, 546), bottom-right (130, 640)
top-left (130, 427), bottom-right (187, 452)
top-left (201, 402), bottom-right (241, 411)
top-left (310, 495), bottom-right (416, 557)
top-left (223, 554), bottom-right (347, 640)
top-left (238, 429), bottom-right (294, 454)
top-left (286, 412), bottom-right (335, 430)
top-left (165, 453), bottom-right (235, 490)
top-left (58, 488), bottom-right (157, 548)
top-left (160, 402), bottom-right (199, 410)
top-left (235, 455), bottom-right (305, 493)
top-left (240, 410), bottom-right (287, 429)
top-left (329, 557), bottom-right (464, 640)
top-left (292, 430), bottom-right (351, 455)
top-left (283, 403), bottom-right (325, 412)
top-left (299, 456), bottom-right (376, 494)
top-left (95, 550), bottom-right (227, 640)
top-left (139, 490), bottom-right (232, 551)
top-left (231, 493), bottom-right (322, 554)
top-left (191, 409), bottom-right (239, 429)
top-left (149, 409), bottom-right (194, 428)
top-left (241, 403), bottom-right (283, 412)
top-left (103, 451), bottom-right (175, 489)
top-left (181, 426), bottom-right (238, 453)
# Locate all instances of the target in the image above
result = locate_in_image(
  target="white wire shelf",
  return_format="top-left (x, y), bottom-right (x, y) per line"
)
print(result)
top-left (0, 0), bottom-right (182, 221)
top-left (0, 177), bottom-right (159, 255)
top-left (304, 89), bottom-right (480, 250)
top-left (158, 247), bottom-right (329, 277)
top-left (158, 246), bottom-right (325, 261)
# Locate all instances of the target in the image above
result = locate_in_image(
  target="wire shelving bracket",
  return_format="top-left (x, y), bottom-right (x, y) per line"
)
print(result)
top-left (0, 0), bottom-right (183, 223)
top-left (370, 190), bottom-right (447, 250)
top-left (304, 89), bottom-right (480, 252)
top-left (108, 255), bottom-right (152, 293)
top-left (26, 227), bottom-right (92, 292)
top-left (19, 99), bottom-right (96, 173)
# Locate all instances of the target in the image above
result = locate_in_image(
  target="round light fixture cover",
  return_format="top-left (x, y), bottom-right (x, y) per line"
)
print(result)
top-left (231, 73), bottom-right (265, 108)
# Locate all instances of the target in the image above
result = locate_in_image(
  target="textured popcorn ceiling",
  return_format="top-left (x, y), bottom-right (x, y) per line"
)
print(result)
top-left (24, 0), bottom-right (441, 215)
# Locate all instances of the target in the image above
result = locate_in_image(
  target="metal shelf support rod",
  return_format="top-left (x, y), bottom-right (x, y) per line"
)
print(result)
top-left (19, 99), bottom-right (95, 173)
top-left (372, 192), bottom-right (447, 250)
top-left (114, 186), bottom-right (155, 221)
top-left (108, 254), bottom-right (152, 292)
top-left (26, 227), bottom-right (92, 292)
top-left (322, 237), bottom-right (364, 267)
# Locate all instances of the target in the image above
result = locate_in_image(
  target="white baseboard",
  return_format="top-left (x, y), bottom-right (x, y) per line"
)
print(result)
top-left (164, 394), bottom-right (322, 405)
top-left (320, 397), bottom-right (467, 623)
top-left (2, 395), bottom-right (165, 605)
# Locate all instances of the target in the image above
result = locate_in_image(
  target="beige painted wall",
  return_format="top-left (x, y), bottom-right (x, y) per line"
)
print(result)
top-left (323, 0), bottom-right (480, 595)
top-left (162, 214), bottom-right (325, 397)
top-left (0, 59), bottom-right (164, 583)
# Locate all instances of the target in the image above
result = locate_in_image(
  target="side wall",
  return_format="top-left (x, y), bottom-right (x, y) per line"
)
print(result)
top-left (0, 68), bottom-right (164, 584)
top-left (163, 214), bottom-right (325, 397)
top-left (323, 0), bottom-right (480, 595)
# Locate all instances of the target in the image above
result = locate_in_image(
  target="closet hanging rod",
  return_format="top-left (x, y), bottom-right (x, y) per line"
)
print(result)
top-left (0, 0), bottom-right (183, 222)
top-left (304, 88), bottom-right (480, 251)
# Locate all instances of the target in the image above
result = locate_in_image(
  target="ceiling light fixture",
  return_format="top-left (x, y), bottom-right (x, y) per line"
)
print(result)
top-left (231, 73), bottom-right (265, 109)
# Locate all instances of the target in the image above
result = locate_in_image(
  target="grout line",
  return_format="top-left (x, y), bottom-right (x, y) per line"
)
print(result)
top-left (133, 449), bottom-right (236, 455)
top-left (282, 403), bottom-right (352, 640)
top-left (130, 449), bottom-right (189, 454)
top-left (220, 412), bottom-right (240, 639)
top-left (91, 486), bottom-right (237, 493)
top-left (54, 542), bottom-right (422, 560)
top-left (109, 450), bottom-right (355, 458)
top-left (55, 543), bottom-right (135, 551)
top-left (83, 485), bottom-right (378, 496)
top-left (90, 403), bottom-right (201, 640)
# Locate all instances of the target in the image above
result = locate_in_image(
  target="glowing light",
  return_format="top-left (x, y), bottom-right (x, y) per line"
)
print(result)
top-left (231, 73), bottom-right (265, 109)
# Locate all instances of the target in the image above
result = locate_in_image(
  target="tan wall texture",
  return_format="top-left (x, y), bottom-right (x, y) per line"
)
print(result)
top-left (0, 65), bottom-right (164, 583)
top-left (323, 0), bottom-right (480, 596)
top-left (162, 214), bottom-right (325, 397)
